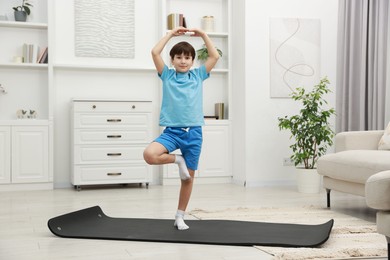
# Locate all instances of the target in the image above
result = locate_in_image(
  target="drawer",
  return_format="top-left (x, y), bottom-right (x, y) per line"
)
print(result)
top-left (74, 129), bottom-right (152, 144)
top-left (73, 164), bottom-right (149, 184)
top-left (74, 113), bottom-right (151, 128)
top-left (74, 145), bottom-right (145, 164)
top-left (73, 101), bottom-right (152, 113)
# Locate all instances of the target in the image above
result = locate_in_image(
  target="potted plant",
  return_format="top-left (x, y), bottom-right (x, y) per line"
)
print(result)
top-left (196, 44), bottom-right (223, 62)
top-left (278, 77), bottom-right (336, 193)
top-left (13, 0), bottom-right (33, 22)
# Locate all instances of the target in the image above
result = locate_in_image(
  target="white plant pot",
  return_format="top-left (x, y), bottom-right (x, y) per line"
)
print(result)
top-left (296, 167), bottom-right (322, 193)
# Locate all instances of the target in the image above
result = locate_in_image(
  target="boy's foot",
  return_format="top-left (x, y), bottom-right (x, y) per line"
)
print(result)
top-left (174, 209), bottom-right (189, 230)
top-left (174, 155), bottom-right (191, 180)
top-left (174, 217), bottom-right (189, 230)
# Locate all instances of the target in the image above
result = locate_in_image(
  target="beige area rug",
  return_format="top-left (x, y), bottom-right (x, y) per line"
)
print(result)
top-left (189, 206), bottom-right (387, 260)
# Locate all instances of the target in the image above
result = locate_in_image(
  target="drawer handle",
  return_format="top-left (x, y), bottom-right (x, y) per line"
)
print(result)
top-left (107, 153), bottom-right (122, 156)
top-left (107, 119), bottom-right (122, 122)
top-left (107, 135), bottom-right (122, 139)
top-left (131, 105), bottom-right (136, 109)
top-left (107, 172), bottom-right (122, 176)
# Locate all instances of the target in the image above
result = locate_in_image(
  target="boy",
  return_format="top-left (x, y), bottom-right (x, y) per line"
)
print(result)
top-left (143, 27), bottom-right (219, 230)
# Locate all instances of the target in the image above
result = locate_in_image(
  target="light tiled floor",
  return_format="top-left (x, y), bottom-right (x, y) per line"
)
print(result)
top-left (0, 183), bottom-right (386, 260)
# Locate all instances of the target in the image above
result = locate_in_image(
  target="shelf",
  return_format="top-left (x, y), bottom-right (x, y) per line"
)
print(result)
top-left (212, 68), bottom-right (229, 73)
top-left (204, 119), bottom-right (230, 126)
top-left (0, 119), bottom-right (49, 126)
top-left (0, 63), bottom-right (48, 69)
top-left (53, 63), bottom-right (155, 71)
top-left (166, 30), bottom-right (228, 38)
top-left (0, 21), bottom-right (48, 29)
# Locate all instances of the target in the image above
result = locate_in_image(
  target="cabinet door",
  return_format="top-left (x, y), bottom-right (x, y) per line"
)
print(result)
top-left (0, 127), bottom-right (11, 184)
top-left (12, 126), bottom-right (49, 183)
top-left (199, 125), bottom-right (230, 177)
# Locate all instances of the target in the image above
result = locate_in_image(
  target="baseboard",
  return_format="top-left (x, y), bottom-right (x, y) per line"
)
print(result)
top-left (0, 182), bottom-right (53, 192)
top-left (244, 179), bottom-right (295, 187)
top-left (162, 176), bottom-right (233, 186)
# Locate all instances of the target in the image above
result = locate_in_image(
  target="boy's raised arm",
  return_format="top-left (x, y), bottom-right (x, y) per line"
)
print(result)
top-left (189, 28), bottom-right (220, 73)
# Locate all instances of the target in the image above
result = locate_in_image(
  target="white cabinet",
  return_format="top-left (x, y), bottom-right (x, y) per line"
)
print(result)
top-left (198, 124), bottom-right (230, 177)
top-left (12, 126), bottom-right (49, 183)
top-left (71, 100), bottom-right (152, 190)
top-left (0, 125), bottom-right (49, 186)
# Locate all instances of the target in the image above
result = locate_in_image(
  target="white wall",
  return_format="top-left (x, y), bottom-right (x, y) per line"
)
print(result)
top-left (52, 0), bottom-right (160, 188)
top-left (238, 0), bottom-right (338, 186)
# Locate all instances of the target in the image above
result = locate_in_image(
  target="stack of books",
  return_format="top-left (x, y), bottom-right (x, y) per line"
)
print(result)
top-left (22, 44), bottom-right (48, 63)
top-left (167, 13), bottom-right (187, 30)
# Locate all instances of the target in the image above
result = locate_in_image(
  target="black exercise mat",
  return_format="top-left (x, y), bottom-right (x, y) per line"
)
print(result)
top-left (48, 206), bottom-right (333, 247)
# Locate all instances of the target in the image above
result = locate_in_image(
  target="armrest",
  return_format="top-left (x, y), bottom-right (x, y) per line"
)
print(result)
top-left (365, 170), bottom-right (390, 210)
top-left (335, 130), bottom-right (384, 152)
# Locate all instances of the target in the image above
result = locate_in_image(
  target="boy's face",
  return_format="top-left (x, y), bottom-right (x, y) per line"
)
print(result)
top-left (172, 53), bottom-right (194, 73)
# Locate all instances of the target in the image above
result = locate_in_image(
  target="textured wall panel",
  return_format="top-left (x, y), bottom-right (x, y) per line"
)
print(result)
top-left (75, 0), bottom-right (135, 59)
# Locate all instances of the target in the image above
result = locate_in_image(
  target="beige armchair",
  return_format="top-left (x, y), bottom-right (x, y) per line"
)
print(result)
top-left (366, 171), bottom-right (390, 258)
top-left (317, 130), bottom-right (390, 207)
top-left (317, 130), bottom-right (390, 257)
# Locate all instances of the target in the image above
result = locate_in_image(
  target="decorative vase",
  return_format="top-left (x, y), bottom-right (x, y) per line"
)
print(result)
top-left (296, 167), bottom-right (322, 193)
top-left (14, 11), bottom-right (27, 22)
top-left (201, 16), bottom-right (215, 32)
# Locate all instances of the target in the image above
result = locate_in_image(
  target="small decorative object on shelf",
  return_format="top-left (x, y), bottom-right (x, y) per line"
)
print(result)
top-left (196, 44), bottom-right (223, 62)
top-left (16, 109), bottom-right (27, 119)
top-left (201, 16), bottom-right (215, 32)
top-left (215, 103), bottom-right (224, 120)
top-left (0, 84), bottom-right (7, 94)
top-left (28, 110), bottom-right (37, 119)
top-left (13, 56), bottom-right (24, 63)
top-left (0, 14), bottom-right (8, 21)
top-left (13, 0), bottom-right (33, 22)
top-left (16, 109), bottom-right (37, 119)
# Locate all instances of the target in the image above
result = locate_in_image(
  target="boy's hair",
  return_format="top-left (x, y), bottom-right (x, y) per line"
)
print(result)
top-left (169, 41), bottom-right (195, 61)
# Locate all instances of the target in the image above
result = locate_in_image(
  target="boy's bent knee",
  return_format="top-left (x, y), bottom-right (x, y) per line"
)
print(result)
top-left (143, 149), bottom-right (155, 165)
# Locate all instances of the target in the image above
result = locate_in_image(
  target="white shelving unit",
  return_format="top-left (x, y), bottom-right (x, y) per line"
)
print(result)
top-left (0, 1), bottom-right (53, 190)
top-left (159, 0), bottom-right (232, 184)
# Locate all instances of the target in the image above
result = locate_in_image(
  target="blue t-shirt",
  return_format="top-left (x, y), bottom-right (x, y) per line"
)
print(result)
top-left (158, 65), bottom-right (210, 127)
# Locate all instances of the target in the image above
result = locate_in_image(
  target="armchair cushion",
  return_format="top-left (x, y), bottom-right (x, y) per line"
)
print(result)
top-left (335, 130), bottom-right (383, 152)
top-left (365, 170), bottom-right (390, 210)
top-left (317, 150), bottom-right (390, 184)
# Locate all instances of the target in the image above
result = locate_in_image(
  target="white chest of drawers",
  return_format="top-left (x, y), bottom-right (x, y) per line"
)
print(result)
top-left (71, 100), bottom-right (152, 190)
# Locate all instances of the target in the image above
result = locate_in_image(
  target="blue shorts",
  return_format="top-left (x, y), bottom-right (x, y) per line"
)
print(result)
top-left (154, 127), bottom-right (203, 171)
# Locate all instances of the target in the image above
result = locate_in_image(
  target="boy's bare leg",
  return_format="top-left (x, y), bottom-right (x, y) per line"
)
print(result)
top-left (178, 169), bottom-right (195, 210)
top-left (175, 169), bottom-right (195, 230)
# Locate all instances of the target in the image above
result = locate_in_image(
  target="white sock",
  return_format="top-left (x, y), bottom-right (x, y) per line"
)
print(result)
top-left (174, 210), bottom-right (189, 230)
top-left (174, 155), bottom-right (190, 180)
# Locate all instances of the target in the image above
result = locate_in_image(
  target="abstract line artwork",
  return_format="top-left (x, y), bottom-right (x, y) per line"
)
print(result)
top-left (269, 18), bottom-right (320, 98)
top-left (75, 0), bottom-right (135, 59)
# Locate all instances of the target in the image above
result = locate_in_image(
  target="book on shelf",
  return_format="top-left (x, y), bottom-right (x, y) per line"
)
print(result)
top-left (37, 47), bottom-right (48, 63)
top-left (22, 43), bottom-right (41, 63)
top-left (167, 13), bottom-right (187, 30)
